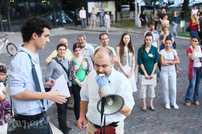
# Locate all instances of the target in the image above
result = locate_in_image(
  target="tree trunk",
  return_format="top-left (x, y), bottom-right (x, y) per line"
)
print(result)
top-left (181, 0), bottom-right (189, 19)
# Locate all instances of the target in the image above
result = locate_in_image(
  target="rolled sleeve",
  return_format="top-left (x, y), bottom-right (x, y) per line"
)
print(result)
top-left (8, 53), bottom-right (31, 96)
top-left (137, 48), bottom-right (143, 65)
top-left (45, 60), bottom-right (55, 82)
top-left (154, 48), bottom-right (159, 63)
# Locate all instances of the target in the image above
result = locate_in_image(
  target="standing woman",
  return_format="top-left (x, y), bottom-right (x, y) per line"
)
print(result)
top-left (160, 36), bottom-right (180, 110)
top-left (69, 43), bottom-right (90, 121)
top-left (151, 10), bottom-right (159, 30)
top-left (104, 11), bottom-right (110, 33)
top-left (116, 32), bottom-right (137, 92)
top-left (138, 32), bottom-right (159, 111)
top-left (160, 14), bottom-right (169, 34)
top-left (185, 36), bottom-right (202, 107)
top-left (139, 9), bottom-right (148, 33)
top-left (172, 11), bottom-right (178, 37)
top-left (89, 7), bottom-right (97, 28)
top-left (189, 14), bottom-right (200, 37)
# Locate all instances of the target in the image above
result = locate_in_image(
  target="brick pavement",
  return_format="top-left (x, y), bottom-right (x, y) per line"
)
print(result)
top-left (0, 29), bottom-right (202, 134)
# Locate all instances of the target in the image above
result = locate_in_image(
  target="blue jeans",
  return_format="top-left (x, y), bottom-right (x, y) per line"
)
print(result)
top-left (173, 23), bottom-right (178, 36)
top-left (185, 67), bottom-right (202, 103)
top-left (160, 69), bottom-right (177, 104)
top-left (81, 18), bottom-right (86, 28)
top-left (100, 15), bottom-right (104, 26)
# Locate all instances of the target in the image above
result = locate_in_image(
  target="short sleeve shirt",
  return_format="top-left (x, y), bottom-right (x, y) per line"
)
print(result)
top-left (137, 45), bottom-right (159, 75)
top-left (160, 49), bottom-right (177, 70)
top-left (80, 68), bottom-right (134, 126)
top-left (99, 7), bottom-right (105, 16)
top-left (95, 45), bottom-right (117, 56)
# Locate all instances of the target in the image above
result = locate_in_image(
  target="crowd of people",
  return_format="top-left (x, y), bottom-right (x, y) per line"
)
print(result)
top-left (79, 5), bottom-right (111, 33)
top-left (0, 5), bottom-right (202, 134)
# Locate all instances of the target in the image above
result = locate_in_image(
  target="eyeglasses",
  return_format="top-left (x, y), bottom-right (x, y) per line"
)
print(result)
top-left (101, 38), bottom-right (108, 41)
top-left (58, 49), bottom-right (66, 51)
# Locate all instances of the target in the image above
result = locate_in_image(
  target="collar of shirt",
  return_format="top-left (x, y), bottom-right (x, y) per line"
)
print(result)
top-left (83, 43), bottom-right (89, 49)
top-left (56, 55), bottom-right (66, 62)
top-left (99, 44), bottom-right (109, 48)
top-left (19, 44), bottom-right (39, 63)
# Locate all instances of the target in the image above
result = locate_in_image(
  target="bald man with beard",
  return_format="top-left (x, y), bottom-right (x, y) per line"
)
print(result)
top-left (45, 38), bottom-right (74, 66)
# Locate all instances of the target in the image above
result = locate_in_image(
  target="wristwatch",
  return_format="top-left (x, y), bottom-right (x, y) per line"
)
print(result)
top-left (169, 61), bottom-right (172, 65)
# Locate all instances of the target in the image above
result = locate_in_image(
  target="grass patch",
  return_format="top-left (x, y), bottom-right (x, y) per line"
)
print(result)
top-left (176, 30), bottom-right (190, 37)
top-left (111, 20), bottom-right (142, 30)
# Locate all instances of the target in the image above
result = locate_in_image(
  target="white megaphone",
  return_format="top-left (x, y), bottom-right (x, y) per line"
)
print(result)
top-left (97, 74), bottom-right (124, 115)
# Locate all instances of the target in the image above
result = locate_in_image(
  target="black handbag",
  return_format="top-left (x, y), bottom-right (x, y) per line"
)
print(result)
top-left (7, 51), bottom-right (53, 134)
top-left (186, 26), bottom-right (191, 32)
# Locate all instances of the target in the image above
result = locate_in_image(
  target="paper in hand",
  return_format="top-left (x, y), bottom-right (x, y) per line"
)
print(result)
top-left (47, 74), bottom-right (71, 109)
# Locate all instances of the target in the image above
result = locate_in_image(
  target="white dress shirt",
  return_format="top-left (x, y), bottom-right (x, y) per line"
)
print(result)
top-left (80, 68), bottom-right (135, 126)
top-left (79, 10), bottom-right (86, 18)
top-left (82, 43), bottom-right (95, 71)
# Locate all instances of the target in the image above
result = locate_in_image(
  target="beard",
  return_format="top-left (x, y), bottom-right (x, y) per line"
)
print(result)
top-left (96, 70), bottom-right (111, 77)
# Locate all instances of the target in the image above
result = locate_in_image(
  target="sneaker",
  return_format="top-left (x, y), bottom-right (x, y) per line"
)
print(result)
top-left (165, 103), bottom-right (170, 109)
top-left (172, 103), bottom-right (179, 109)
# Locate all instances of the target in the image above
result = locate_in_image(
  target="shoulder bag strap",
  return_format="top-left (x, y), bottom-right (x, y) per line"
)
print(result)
top-left (53, 57), bottom-right (69, 76)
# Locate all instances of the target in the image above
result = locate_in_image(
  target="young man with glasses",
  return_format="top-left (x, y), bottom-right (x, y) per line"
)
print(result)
top-left (45, 43), bottom-right (72, 134)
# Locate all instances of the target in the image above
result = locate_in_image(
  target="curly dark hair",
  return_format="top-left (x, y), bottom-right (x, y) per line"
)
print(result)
top-left (21, 16), bottom-right (52, 43)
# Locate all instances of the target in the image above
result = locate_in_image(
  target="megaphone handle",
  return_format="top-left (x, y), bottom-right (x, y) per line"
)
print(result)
top-left (101, 97), bottom-right (106, 134)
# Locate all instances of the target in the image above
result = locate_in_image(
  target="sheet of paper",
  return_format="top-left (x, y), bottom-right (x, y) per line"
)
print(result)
top-left (47, 74), bottom-right (70, 109)
top-left (141, 75), bottom-right (156, 86)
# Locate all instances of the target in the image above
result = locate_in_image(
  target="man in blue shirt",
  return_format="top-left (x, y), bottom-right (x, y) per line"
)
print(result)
top-left (8, 17), bottom-right (68, 133)
top-left (99, 5), bottom-right (105, 27)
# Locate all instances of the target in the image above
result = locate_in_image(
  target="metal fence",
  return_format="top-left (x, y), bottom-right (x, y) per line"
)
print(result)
top-left (0, 0), bottom-right (65, 32)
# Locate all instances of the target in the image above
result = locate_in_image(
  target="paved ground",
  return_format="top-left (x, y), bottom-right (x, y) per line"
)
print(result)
top-left (0, 26), bottom-right (202, 134)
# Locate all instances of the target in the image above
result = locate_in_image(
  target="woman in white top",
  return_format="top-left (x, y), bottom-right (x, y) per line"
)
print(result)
top-left (160, 36), bottom-right (180, 109)
top-left (89, 7), bottom-right (97, 28)
top-left (185, 36), bottom-right (202, 107)
top-left (191, 5), bottom-right (198, 17)
top-left (116, 32), bottom-right (137, 92)
top-left (104, 11), bottom-right (110, 33)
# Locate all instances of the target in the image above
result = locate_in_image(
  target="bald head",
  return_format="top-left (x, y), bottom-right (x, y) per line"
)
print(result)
top-left (59, 38), bottom-right (68, 48)
top-left (94, 48), bottom-right (114, 62)
top-left (94, 48), bottom-right (114, 76)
